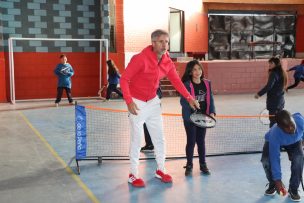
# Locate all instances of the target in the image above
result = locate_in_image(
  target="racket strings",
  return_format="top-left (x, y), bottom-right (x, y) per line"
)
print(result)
top-left (190, 113), bottom-right (216, 128)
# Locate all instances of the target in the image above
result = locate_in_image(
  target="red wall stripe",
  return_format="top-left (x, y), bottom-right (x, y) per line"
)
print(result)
top-left (5, 52), bottom-right (107, 100)
top-left (296, 15), bottom-right (304, 52)
top-left (0, 52), bottom-right (6, 102)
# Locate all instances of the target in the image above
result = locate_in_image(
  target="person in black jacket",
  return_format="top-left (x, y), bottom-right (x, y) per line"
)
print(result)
top-left (140, 86), bottom-right (162, 152)
top-left (255, 57), bottom-right (288, 128)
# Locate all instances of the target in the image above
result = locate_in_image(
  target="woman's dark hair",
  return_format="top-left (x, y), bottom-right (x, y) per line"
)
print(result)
top-left (268, 57), bottom-right (288, 90)
top-left (107, 59), bottom-right (119, 76)
top-left (181, 60), bottom-right (204, 83)
top-left (60, 54), bottom-right (66, 58)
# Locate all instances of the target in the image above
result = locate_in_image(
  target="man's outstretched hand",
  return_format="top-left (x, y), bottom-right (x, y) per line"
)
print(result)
top-left (127, 102), bottom-right (140, 115)
top-left (188, 98), bottom-right (200, 110)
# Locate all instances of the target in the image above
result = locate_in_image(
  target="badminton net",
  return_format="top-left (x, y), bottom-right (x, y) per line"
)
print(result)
top-left (75, 104), bottom-right (269, 160)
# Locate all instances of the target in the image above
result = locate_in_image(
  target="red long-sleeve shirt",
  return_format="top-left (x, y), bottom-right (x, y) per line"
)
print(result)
top-left (120, 45), bottom-right (192, 104)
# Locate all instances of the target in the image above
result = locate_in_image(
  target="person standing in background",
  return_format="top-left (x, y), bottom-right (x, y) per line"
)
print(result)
top-left (54, 54), bottom-right (74, 107)
top-left (255, 57), bottom-right (288, 128)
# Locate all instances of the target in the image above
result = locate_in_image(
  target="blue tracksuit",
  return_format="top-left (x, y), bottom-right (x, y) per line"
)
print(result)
top-left (289, 65), bottom-right (304, 80)
top-left (287, 65), bottom-right (304, 90)
top-left (261, 113), bottom-right (304, 192)
top-left (265, 113), bottom-right (304, 180)
top-left (54, 63), bottom-right (74, 88)
top-left (108, 73), bottom-right (121, 85)
top-left (106, 73), bottom-right (123, 100)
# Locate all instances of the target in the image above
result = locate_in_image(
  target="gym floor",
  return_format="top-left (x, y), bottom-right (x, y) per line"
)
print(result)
top-left (0, 89), bottom-right (303, 203)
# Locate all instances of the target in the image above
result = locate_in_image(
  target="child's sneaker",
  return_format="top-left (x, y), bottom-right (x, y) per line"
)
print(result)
top-left (264, 183), bottom-right (276, 196)
top-left (155, 170), bottom-right (172, 183)
top-left (183, 164), bottom-right (193, 176)
top-left (128, 174), bottom-right (145, 187)
top-left (288, 189), bottom-right (301, 202)
top-left (200, 163), bottom-right (211, 175)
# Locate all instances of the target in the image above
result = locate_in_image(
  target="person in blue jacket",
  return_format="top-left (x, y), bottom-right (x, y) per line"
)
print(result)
top-left (104, 59), bottom-right (123, 101)
top-left (261, 110), bottom-right (304, 202)
top-left (287, 60), bottom-right (304, 90)
top-left (180, 60), bottom-right (216, 176)
top-left (255, 57), bottom-right (288, 128)
top-left (54, 54), bottom-right (74, 106)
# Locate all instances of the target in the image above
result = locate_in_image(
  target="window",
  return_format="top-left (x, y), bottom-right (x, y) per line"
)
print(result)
top-left (208, 11), bottom-right (296, 60)
top-left (109, 0), bottom-right (116, 52)
top-left (169, 8), bottom-right (184, 53)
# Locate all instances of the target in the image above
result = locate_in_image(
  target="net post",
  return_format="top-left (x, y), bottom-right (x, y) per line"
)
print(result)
top-left (76, 159), bottom-right (80, 175)
top-left (98, 156), bottom-right (102, 165)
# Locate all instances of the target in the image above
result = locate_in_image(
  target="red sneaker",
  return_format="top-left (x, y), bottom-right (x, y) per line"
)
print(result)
top-left (155, 170), bottom-right (172, 183)
top-left (128, 174), bottom-right (145, 187)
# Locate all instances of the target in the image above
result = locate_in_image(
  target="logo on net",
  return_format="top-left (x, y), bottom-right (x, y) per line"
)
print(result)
top-left (76, 115), bottom-right (84, 150)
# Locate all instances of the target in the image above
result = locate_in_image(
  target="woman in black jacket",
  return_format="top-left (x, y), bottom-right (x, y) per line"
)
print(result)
top-left (255, 57), bottom-right (288, 128)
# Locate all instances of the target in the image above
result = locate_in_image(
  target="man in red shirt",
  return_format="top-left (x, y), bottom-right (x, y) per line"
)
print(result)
top-left (121, 29), bottom-right (199, 187)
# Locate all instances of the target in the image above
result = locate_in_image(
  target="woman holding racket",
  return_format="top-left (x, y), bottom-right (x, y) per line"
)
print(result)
top-left (180, 60), bottom-right (216, 176)
top-left (255, 57), bottom-right (288, 128)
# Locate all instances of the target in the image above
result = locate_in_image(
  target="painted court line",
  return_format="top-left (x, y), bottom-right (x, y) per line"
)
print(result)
top-left (19, 112), bottom-right (100, 203)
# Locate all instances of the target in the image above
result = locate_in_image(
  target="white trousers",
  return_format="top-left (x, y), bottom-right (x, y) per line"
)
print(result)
top-left (129, 96), bottom-right (166, 176)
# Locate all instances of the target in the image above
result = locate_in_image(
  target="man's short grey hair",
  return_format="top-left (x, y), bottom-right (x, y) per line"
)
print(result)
top-left (151, 29), bottom-right (169, 41)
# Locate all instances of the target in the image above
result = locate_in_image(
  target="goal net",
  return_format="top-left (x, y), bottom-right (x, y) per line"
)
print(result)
top-left (8, 37), bottom-right (108, 104)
